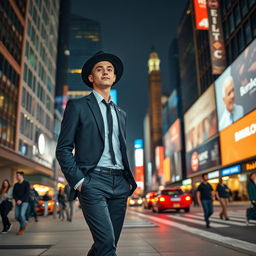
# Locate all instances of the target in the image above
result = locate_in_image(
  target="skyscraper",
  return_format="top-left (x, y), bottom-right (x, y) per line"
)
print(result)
top-left (67, 16), bottom-right (102, 92)
top-left (147, 50), bottom-right (163, 189)
top-left (0, 0), bottom-right (62, 191)
top-left (55, 0), bottom-right (71, 114)
top-left (0, 0), bottom-right (26, 152)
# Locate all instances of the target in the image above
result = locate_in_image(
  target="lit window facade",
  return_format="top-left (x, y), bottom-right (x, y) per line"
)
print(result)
top-left (0, 0), bottom-right (25, 149)
top-left (19, 0), bottom-right (59, 158)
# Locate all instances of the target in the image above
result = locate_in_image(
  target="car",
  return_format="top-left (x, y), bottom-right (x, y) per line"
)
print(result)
top-left (128, 196), bottom-right (143, 207)
top-left (152, 188), bottom-right (192, 213)
top-left (143, 192), bottom-right (157, 209)
top-left (36, 199), bottom-right (59, 215)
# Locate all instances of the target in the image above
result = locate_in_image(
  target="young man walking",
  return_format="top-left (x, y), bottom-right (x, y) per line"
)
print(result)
top-left (56, 51), bottom-right (137, 256)
top-left (13, 171), bottom-right (30, 235)
top-left (197, 173), bottom-right (215, 228)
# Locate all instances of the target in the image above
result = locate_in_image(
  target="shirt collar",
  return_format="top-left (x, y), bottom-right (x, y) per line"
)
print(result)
top-left (224, 108), bottom-right (232, 118)
top-left (93, 90), bottom-right (113, 104)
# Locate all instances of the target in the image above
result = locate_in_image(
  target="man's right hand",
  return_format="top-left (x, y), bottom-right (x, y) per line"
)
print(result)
top-left (17, 200), bottom-right (22, 205)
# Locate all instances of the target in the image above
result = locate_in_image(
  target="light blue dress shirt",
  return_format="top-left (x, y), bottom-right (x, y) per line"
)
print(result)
top-left (74, 90), bottom-right (124, 189)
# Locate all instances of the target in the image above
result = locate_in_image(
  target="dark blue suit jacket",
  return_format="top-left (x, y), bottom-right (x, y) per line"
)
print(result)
top-left (56, 92), bottom-right (137, 200)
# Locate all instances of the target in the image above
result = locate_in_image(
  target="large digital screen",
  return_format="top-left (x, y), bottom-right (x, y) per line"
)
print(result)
top-left (215, 39), bottom-right (256, 131)
top-left (184, 85), bottom-right (218, 152)
top-left (164, 119), bottom-right (181, 157)
top-left (220, 109), bottom-right (256, 166)
top-left (163, 119), bottom-right (182, 182)
top-left (186, 136), bottom-right (220, 176)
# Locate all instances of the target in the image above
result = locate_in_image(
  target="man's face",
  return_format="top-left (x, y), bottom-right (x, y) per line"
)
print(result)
top-left (88, 61), bottom-right (116, 89)
top-left (223, 82), bottom-right (235, 112)
top-left (202, 174), bottom-right (208, 182)
top-left (16, 173), bottom-right (23, 182)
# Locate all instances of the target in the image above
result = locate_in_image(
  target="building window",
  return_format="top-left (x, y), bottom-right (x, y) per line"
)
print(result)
top-left (231, 37), bottom-right (238, 61)
top-left (23, 63), bottom-right (28, 82)
top-left (251, 11), bottom-right (256, 38)
top-left (237, 29), bottom-right (245, 53)
top-left (248, 0), bottom-right (255, 8)
top-left (228, 13), bottom-right (235, 34)
top-left (19, 139), bottom-right (28, 156)
top-left (240, 0), bottom-right (248, 17)
top-left (223, 21), bottom-right (229, 40)
top-left (226, 0), bottom-right (232, 10)
top-left (20, 113), bottom-right (33, 140)
top-left (234, 4), bottom-right (241, 26)
top-left (244, 20), bottom-right (252, 44)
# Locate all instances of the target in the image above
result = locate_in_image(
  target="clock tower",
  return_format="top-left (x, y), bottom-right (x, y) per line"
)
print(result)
top-left (147, 50), bottom-right (163, 189)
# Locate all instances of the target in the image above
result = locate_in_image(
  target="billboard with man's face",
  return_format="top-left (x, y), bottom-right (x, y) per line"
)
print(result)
top-left (215, 39), bottom-right (256, 131)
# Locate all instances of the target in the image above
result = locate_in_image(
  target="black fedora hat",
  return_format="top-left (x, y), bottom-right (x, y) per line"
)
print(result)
top-left (81, 51), bottom-right (123, 88)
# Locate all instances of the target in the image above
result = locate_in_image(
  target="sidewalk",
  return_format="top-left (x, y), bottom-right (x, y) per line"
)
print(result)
top-left (0, 209), bottom-right (250, 256)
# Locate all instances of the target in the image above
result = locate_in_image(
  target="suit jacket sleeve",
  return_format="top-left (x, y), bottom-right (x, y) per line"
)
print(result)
top-left (56, 100), bottom-right (85, 188)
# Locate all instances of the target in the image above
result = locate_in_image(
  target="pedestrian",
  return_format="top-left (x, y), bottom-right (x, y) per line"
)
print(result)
top-left (0, 179), bottom-right (13, 234)
top-left (64, 184), bottom-right (73, 222)
top-left (13, 171), bottom-right (30, 235)
top-left (196, 173), bottom-right (215, 228)
top-left (26, 185), bottom-right (39, 222)
top-left (58, 187), bottom-right (67, 221)
top-left (56, 51), bottom-right (137, 256)
top-left (190, 187), bottom-right (199, 207)
top-left (42, 191), bottom-right (50, 216)
top-left (216, 178), bottom-right (230, 220)
top-left (247, 172), bottom-right (256, 205)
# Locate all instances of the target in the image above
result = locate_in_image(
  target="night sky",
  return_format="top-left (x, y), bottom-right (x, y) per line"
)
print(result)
top-left (71, 0), bottom-right (187, 152)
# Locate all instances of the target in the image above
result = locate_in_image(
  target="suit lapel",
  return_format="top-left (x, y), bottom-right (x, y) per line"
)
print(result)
top-left (86, 93), bottom-right (105, 142)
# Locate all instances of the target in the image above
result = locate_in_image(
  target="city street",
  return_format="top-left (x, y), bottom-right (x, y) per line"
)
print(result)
top-left (0, 203), bottom-right (255, 256)
top-left (1, 1), bottom-right (256, 256)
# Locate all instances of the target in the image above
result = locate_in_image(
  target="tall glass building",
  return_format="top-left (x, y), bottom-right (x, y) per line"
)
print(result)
top-left (67, 16), bottom-right (102, 91)
top-left (0, 0), bottom-right (62, 192)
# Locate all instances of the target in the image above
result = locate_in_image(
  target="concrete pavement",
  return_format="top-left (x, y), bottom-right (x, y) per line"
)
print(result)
top-left (0, 208), bottom-right (251, 256)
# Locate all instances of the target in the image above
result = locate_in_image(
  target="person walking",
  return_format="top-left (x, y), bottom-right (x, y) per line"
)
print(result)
top-left (26, 185), bottom-right (39, 222)
top-left (42, 191), bottom-right (50, 217)
top-left (248, 172), bottom-right (256, 205)
top-left (216, 178), bottom-right (230, 220)
top-left (197, 173), bottom-right (215, 228)
top-left (0, 179), bottom-right (13, 233)
top-left (64, 184), bottom-right (72, 222)
top-left (58, 187), bottom-right (67, 221)
top-left (246, 172), bottom-right (256, 224)
top-left (13, 171), bottom-right (30, 235)
top-left (56, 51), bottom-right (137, 256)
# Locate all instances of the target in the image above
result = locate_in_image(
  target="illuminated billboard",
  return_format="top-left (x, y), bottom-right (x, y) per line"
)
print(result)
top-left (134, 139), bottom-right (144, 193)
top-left (220, 110), bottom-right (256, 166)
top-left (186, 136), bottom-right (220, 176)
top-left (184, 85), bottom-right (217, 152)
top-left (207, 0), bottom-right (226, 74)
top-left (215, 39), bottom-right (256, 131)
top-left (163, 119), bottom-right (182, 182)
top-left (193, 0), bottom-right (209, 30)
top-left (164, 119), bottom-right (181, 156)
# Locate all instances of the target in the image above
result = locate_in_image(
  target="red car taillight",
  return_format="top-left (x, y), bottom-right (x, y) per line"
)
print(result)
top-left (185, 196), bottom-right (191, 201)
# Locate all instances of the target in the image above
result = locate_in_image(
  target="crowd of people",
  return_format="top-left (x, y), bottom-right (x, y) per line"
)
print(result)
top-left (1, 170), bottom-right (256, 234)
top-left (0, 171), bottom-right (75, 235)
top-left (195, 172), bottom-right (256, 228)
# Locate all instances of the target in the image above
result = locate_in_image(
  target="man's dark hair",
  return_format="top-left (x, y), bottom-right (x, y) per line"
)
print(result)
top-left (202, 173), bottom-right (207, 178)
top-left (16, 171), bottom-right (25, 176)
